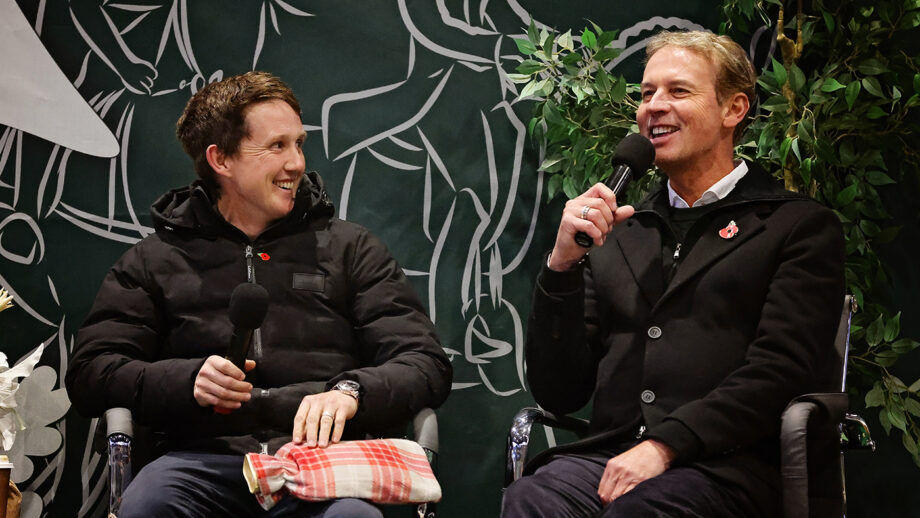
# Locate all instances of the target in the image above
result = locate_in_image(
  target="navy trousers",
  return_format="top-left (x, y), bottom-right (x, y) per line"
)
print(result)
top-left (501, 451), bottom-right (761, 518)
top-left (118, 451), bottom-right (383, 518)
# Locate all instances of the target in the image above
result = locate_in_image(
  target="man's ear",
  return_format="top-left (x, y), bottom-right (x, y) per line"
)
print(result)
top-left (205, 144), bottom-right (232, 179)
top-left (722, 92), bottom-right (750, 130)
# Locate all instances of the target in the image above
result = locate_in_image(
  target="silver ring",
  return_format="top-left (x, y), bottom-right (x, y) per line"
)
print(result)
top-left (321, 411), bottom-right (334, 419)
top-left (580, 205), bottom-right (591, 220)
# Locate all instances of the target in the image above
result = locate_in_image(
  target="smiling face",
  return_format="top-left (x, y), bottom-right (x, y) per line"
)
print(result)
top-left (211, 99), bottom-right (306, 238)
top-left (637, 45), bottom-right (741, 179)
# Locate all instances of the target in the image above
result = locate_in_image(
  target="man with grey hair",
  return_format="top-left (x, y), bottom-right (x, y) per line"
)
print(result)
top-left (502, 31), bottom-right (844, 517)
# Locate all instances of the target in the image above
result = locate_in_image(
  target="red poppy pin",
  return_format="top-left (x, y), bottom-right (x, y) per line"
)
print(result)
top-left (719, 220), bottom-right (739, 239)
top-left (258, 252), bottom-right (271, 261)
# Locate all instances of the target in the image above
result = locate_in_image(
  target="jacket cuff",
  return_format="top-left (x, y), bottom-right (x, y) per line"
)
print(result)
top-left (537, 253), bottom-right (585, 296)
top-left (644, 419), bottom-right (703, 465)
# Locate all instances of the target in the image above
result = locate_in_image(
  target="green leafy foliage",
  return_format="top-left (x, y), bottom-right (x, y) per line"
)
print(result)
top-left (724, 0), bottom-right (920, 467)
top-left (508, 20), bottom-right (659, 203)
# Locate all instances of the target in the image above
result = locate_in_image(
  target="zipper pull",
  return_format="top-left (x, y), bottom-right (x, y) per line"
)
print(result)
top-left (245, 245), bottom-right (253, 259)
top-left (673, 243), bottom-right (682, 261)
top-left (636, 425), bottom-right (646, 439)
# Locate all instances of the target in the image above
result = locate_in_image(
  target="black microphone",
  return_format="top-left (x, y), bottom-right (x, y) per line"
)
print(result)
top-left (574, 133), bottom-right (656, 248)
top-left (225, 282), bottom-right (269, 371)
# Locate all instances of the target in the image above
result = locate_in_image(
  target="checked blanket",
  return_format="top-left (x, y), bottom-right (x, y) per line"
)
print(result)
top-left (243, 439), bottom-right (441, 510)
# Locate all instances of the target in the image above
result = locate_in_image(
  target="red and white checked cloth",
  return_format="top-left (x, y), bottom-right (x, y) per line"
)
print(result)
top-left (243, 438), bottom-right (441, 510)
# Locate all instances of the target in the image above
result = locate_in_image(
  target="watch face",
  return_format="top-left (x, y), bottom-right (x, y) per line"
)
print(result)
top-left (336, 380), bottom-right (360, 391)
top-left (334, 380), bottom-right (360, 400)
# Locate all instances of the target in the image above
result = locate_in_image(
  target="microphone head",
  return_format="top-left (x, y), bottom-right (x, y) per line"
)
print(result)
top-left (228, 283), bottom-right (269, 330)
top-left (612, 133), bottom-right (656, 173)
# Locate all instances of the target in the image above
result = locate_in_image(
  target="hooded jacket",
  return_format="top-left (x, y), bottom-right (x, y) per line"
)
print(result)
top-left (524, 163), bottom-right (845, 514)
top-left (67, 171), bottom-right (452, 454)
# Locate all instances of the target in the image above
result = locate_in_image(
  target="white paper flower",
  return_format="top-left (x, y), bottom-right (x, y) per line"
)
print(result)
top-left (0, 344), bottom-right (44, 451)
top-left (2, 360), bottom-right (70, 484)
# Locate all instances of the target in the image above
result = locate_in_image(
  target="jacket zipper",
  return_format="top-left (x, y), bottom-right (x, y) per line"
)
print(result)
top-left (244, 245), bottom-right (264, 361)
top-left (246, 244), bottom-right (269, 456)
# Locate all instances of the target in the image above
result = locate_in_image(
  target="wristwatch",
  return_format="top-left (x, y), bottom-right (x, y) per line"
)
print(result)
top-left (332, 379), bottom-right (361, 403)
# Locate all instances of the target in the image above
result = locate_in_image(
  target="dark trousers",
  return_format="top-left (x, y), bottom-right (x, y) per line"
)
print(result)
top-left (118, 451), bottom-right (383, 518)
top-left (501, 452), bottom-right (760, 518)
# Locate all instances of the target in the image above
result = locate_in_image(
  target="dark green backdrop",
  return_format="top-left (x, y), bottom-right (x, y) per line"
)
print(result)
top-left (0, 1), bottom-right (916, 517)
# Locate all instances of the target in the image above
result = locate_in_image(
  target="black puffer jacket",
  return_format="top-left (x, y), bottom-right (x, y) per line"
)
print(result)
top-left (67, 171), bottom-right (452, 454)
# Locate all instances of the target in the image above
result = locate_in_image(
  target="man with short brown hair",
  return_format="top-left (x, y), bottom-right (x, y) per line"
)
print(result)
top-left (67, 71), bottom-right (452, 518)
top-left (502, 31), bottom-right (844, 518)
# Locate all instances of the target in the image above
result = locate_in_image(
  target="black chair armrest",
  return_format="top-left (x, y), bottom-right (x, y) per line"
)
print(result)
top-left (505, 407), bottom-right (589, 487)
top-left (780, 393), bottom-right (848, 518)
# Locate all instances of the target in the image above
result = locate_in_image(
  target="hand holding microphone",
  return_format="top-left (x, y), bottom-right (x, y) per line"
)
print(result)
top-left (548, 134), bottom-right (655, 272)
top-left (573, 134), bottom-right (656, 248)
top-left (193, 283), bottom-right (269, 413)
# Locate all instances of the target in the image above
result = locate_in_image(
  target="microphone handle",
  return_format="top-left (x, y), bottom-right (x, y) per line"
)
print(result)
top-left (574, 165), bottom-right (633, 248)
top-left (215, 328), bottom-right (255, 415)
top-left (225, 328), bottom-right (254, 371)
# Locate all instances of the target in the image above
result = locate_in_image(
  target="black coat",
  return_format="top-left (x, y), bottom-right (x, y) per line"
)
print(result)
top-left (524, 164), bottom-right (845, 513)
top-left (66, 172), bottom-right (452, 454)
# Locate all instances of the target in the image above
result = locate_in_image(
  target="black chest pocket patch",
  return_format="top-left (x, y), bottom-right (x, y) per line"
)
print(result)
top-left (293, 272), bottom-right (325, 292)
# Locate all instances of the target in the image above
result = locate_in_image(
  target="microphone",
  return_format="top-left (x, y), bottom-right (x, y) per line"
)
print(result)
top-left (574, 133), bottom-right (656, 248)
top-left (215, 283), bottom-right (268, 414)
top-left (225, 282), bottom-right (269, 371)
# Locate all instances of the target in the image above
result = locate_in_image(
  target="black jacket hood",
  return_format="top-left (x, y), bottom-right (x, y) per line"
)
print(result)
top-left (149, 171), bottom-right (335, 233)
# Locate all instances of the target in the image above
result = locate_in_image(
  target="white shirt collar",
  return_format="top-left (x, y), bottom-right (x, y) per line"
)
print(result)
top-left (667, 160), bottom-right (749, 208)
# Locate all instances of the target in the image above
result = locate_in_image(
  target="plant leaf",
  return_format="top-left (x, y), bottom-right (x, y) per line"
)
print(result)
top-left (859, 219), bottom-right (881, 237)
top-left (876, 350), bottom-right (899, 367)
top-left (542, 100), bottom-right (564, 126)
top-left (866, 314), bottom-right (885, 346)
top-left (861, 77), bottom-right (886, 98)
top-left (539, 155), bottom-right (564, 172)
top-left (611, 76), bottom-right (627, 103)
top-left (889, 404), bottom-right (908, 432)
top-left (519, 78), bottom-right (545, 99)
top-left (507, 73), bottom-right (533, 84)
top-left (909, 377), bottom-right (920, 393)
top-left (865, 105), bottom-right (887, 119)
top-left (858, 58), bottom-right (888, 75)
top-left (546, 173), bottom-right (562, 202)
top-left (905, 398), bottom-right (920, 417)
top-left (597, 30), bottom-right (619, 49)
top-left (866, 171), bottom-right (896, 185)
top-left (581, 29), bottom-right (597, 50)
top-left (886, 375), bottom-right (909, 393)
top-left (594, 48), bottom-right (622, 62)
top-left (821, 77), bottom-right (847, 92)
top-left (771, 58), bottom-right (788, 87)
top-left (558, 30), bottom-right (574, 51)
top-left (789, 64), bottom-right (806, 93)
top-left (515, 38), bottom-right (537, 55)
top-left (845, 81), bottom-right (861, 111)
top-left (527, 19), bottom-right (539, 46)
top-left (893, 339), bottom-right (920, 355)
top-left (823, 10), bottom-right (835, 32)
top-left (516, 59), bottom-right (544, 75)
top-left (866, 383), bottom-right (885, 407)
top-left (884, 312), bottom-right (901, 342)
top-left (879, 407), bottom-right (892, 435)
